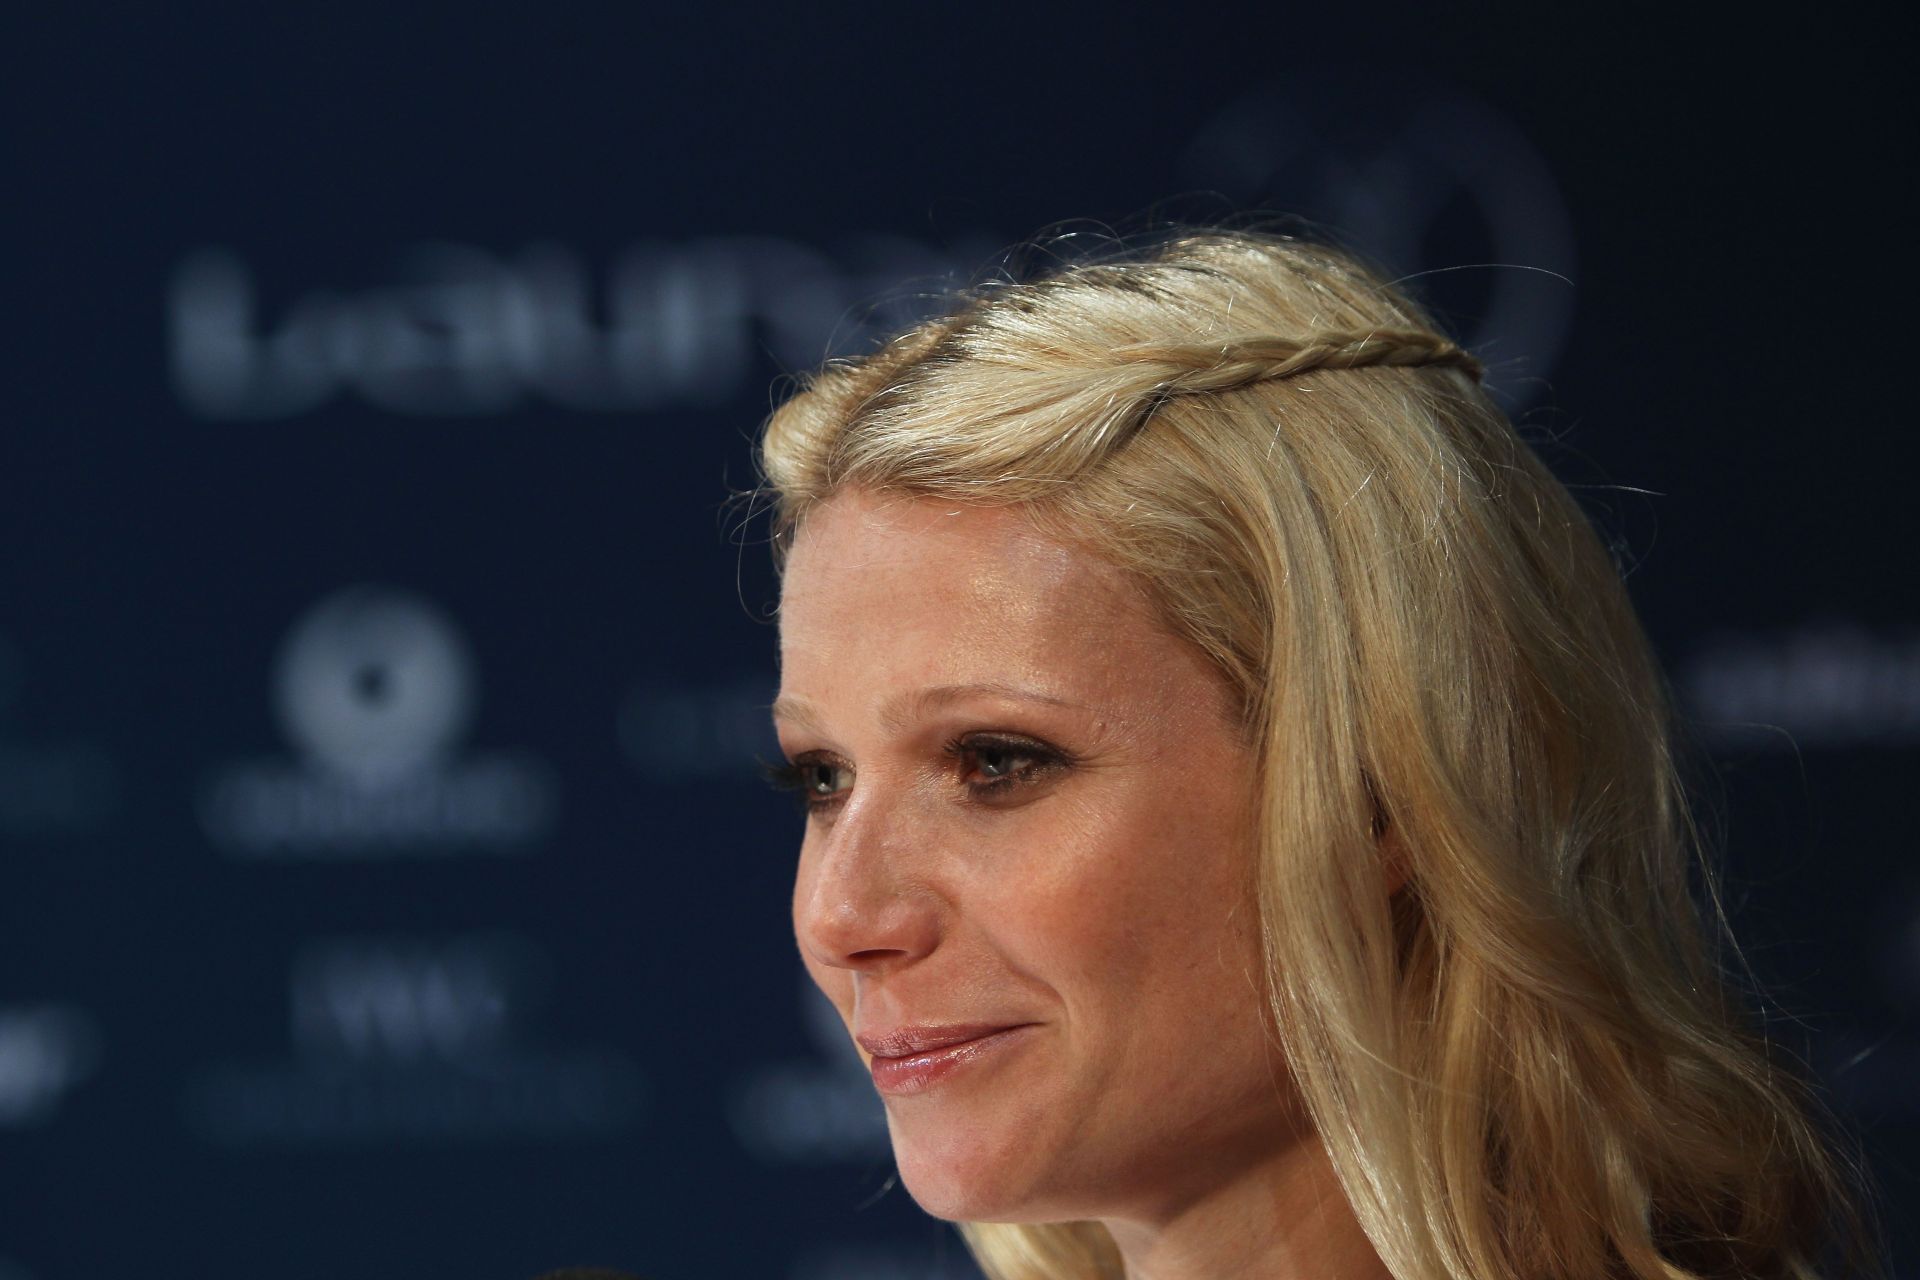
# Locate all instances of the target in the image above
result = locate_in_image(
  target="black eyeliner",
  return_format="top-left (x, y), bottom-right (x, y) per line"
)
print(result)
top-left (945, 731), bottom-right (1076, 799)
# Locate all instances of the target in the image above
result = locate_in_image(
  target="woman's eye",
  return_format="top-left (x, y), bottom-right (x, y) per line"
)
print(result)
top-left (950, 735), bottom-right (1071, 799)
top-left (763, 756), bottom-right (853, 813)
top-left (803, 761), bottom-right (852, 797)
top-left (972, 745), bottom-right (1032, 780)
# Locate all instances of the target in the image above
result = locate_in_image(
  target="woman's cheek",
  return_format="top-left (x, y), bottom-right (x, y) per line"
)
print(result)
top-left (994, 823), bottom-right (1158, 987)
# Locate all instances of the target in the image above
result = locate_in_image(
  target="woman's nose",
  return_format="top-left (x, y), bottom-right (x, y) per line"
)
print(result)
top-left (792, 790), bottom-right (940, 976)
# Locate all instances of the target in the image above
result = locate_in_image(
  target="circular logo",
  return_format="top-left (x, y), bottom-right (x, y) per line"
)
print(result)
top-left (1181, 73), bottom-right (1577, 408)
top-left (272, 587), bottom-right (475, 788)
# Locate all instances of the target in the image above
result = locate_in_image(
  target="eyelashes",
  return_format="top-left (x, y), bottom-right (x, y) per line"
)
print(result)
top-left (763, 733), bottom-right (1074, 817)
top-left (759, 756), bottom-right (851, 810)
top-left (946, 733), bottom-right (1075, 802)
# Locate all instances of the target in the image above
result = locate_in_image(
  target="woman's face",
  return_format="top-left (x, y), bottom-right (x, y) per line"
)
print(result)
top-left (774, 489), bottom-right (1304, 1226)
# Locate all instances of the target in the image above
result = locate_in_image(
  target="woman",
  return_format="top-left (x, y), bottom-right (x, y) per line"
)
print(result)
top-left (756, 230), bottom-right (1876, 1279)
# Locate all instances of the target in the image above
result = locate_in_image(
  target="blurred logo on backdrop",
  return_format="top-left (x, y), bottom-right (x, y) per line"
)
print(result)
top-left (169, 235), bottom-right (997, 419)
top-left (0, 1005), bottom-right (99, 1128)
top-left (1180, 76), bottom-right (1576, 408)
top-left (730, 974), bottom-right (889, 1164)
top-left (1683, 619), bottom-right (1920, 1116)
top-left (184, 933), bottom-right (644, 1145)
top-left (0, 632), bottom-right (117, 842)
top-left (734, 986), bottom-right (982, 1280)
top-left (169, 84), bottom-right (1573, 425)
top-left (623, 680), bottom-right (889, 1162)
top-left (200, 586), bottom-right (556, 857)
top-left (619, 678), bottom-right (780, 783)
top-left (1683, 621), bottom-right (1920, 748)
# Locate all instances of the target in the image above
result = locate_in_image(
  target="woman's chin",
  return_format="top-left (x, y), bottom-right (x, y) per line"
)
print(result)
top-left (890, 1126), bottom-right (1041, 1223)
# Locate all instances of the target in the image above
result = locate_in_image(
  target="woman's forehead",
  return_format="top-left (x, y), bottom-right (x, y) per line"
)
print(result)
top-left (781, 492), bottom-right (1127, 622)
top-left (775, 491), bottom-right (1203, 720)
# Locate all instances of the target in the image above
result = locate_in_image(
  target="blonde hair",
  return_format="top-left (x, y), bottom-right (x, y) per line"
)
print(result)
top-left (755, 230), bottom-right (1875, 1279)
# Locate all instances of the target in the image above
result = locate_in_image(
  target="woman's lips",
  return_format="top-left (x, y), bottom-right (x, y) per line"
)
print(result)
top-left (857, 1023), bottom-right (1038, 1096)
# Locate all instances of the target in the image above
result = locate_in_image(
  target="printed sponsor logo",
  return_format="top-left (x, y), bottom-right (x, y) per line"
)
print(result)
top-left (730, 975), bottom-right (889, 1164)
top-left (184, 934), bottom-right (643, 1145)
top-left (620, 679), bottom-right (779, 781)
top-left (1687, 622), bottom-right (1920, 1114)
top-left (1682, 622), bottom-right (1920, 748)
top-left (288, 934), bottom-right (538, 1062)
top-left (170, 235), bottom-right (996, 420)
top-left (200, 587), bottom-right (555, 857)
top-left (0, 633), bottom-right (117, 840)
top-left (1181, 77), bottom-right (1577, 407)
top-left (0, 1005), bottom-right (99, 1127)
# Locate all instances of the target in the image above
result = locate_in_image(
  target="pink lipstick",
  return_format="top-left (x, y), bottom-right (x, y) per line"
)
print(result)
top-left (856, 1023), bottom-right (1037, 1096)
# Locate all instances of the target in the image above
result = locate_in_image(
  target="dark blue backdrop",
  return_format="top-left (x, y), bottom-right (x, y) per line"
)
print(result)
top-left (2, 6), bottom-right (1912, 1278)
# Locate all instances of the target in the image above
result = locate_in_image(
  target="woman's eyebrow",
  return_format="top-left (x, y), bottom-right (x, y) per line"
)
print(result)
top-left (769, 694), bottom-right (822, 733)
top-left (878, 683), bottom-right (1087, 732)
top-left (771, 683), bottom-right (1090, 738)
